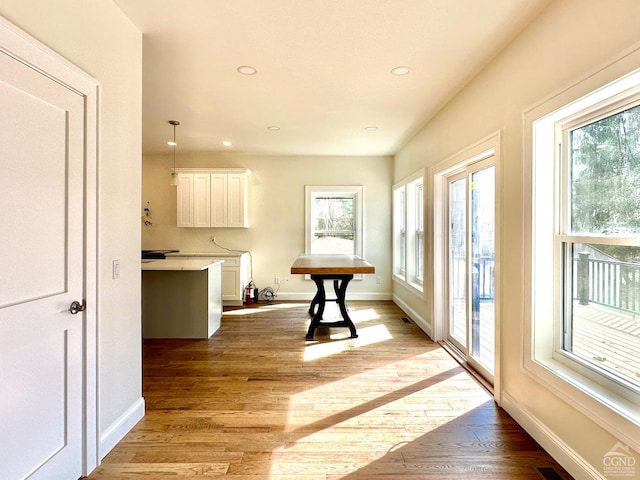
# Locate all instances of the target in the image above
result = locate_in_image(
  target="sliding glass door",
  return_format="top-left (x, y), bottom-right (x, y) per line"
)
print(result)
top-left (446, 160), bottom-right (495, 380)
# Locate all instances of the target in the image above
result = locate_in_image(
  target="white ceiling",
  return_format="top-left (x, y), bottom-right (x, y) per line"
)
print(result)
top-left (114, 0), bottom-right (551, 156)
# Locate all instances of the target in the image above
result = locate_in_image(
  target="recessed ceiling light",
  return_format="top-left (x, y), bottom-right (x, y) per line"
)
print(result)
top-left (391, 66), bottom-right (411, 75)
top-left (267, 125), bottom-right (280, 131)
top-left (365, 126), bottom-right (378, 131)
top-left (237, 65), bottom-right (257, 75)
top-left (222, 141), bottom-right (233, 147)
top-left (167, 141), bottom-right (177, 146)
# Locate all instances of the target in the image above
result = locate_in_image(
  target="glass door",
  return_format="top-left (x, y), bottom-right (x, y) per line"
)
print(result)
top-left (446, 160), bottom-right (495, 381)
top-left (448, 174), bottom-right (467, 349)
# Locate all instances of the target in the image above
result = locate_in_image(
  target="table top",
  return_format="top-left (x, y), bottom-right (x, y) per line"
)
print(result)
top-left (290, 254), bottom-right (375, 275)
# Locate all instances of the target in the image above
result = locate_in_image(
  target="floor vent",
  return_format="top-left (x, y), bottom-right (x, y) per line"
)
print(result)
top-left (401, 317), bottom-right (412, 324)
top-left (535, 467), bottom-right (564, 480)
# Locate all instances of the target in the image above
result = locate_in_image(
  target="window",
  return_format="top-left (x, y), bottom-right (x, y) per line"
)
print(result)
top-left (305, 186), bottom-right (363, 256)
top-left (527, 64), bottom-right (640, 446)
top-left (393, 171), bottom-right (424, 292)
top-left (559, 102), bottom-right (640, 395)
top-left (415, 182), bottom-right (424, 282)
top-left (393, 185), bottom-right (406, 276)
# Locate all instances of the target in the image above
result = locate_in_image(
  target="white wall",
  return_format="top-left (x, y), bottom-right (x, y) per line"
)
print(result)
top-left (142, 152), bottom-right (393, 298)
top-left (393, 0), bottom-right (640, 478)
top-left (0, 0), bottom-right (143, 462)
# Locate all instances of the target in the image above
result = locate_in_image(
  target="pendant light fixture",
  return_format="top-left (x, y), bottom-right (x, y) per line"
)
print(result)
top-left (168, 120), bottom-right (180, 186)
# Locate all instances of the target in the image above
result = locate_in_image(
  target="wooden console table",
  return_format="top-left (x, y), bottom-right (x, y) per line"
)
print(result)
top-left (290, 254), bottom-right (375, 339)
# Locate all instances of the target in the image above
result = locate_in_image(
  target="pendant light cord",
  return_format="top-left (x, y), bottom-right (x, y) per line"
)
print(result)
top-left (168, 120), bottom-right (180, 186)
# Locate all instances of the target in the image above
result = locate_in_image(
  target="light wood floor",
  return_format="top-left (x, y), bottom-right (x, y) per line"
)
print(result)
top-left (87, 301), bottom-right (573, 479)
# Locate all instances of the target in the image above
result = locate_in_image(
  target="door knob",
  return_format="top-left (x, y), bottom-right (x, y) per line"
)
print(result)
top-left (68, 300), bottom-right (86, 315)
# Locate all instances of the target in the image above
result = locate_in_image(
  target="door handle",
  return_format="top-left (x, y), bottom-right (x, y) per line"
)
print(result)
top-left (68, 300), bottom-right (86, 315)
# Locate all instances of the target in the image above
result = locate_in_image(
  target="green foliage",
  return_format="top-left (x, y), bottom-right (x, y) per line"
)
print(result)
top-left (314, 197), bottom-right (354, 233)
top-left (571, 104), bottom-right (640, 235)
top-left (592, 244), bottom-right (640, 263)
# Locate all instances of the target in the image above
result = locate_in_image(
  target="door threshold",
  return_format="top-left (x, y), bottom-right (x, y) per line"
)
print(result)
top-left (438, 340), bottom-right (494, 397)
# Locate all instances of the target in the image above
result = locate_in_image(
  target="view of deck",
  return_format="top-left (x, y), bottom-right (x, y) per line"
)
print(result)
top-left (450, 300), bottom-right (640, 389)
top-left (573, 302), bottom-right (640, 386)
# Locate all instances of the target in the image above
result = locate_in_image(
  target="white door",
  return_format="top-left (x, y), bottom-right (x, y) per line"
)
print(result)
top-left (0, 46), bottom-right (86, 479)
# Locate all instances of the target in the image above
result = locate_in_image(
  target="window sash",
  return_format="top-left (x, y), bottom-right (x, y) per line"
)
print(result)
top-left (415, 183), bottom-right (424, 282)
top-left (554, 97), bottom-right (640, 401)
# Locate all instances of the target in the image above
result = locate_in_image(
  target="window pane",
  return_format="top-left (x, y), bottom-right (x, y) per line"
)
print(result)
top-left (398, 189), bottom-right (405, 273)
top-left (400, 229), bottom-right (406, 273)
top-left (471, 167), bottom-right (495, 373)
top-left (416, 183), bottom-right (424, 281)
top-left (312, 195), bottom-right (355, 254)
top-left (416, 232), bottom-right (423, 281)
top-left (449, 177), bottom-right (467, 347)
top-left (565, 242), bottom-right (640, 389)
top-left (570, 104), bottom-right (640, 235)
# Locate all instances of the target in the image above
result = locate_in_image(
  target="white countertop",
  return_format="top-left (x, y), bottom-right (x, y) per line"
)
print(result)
top-left (141, 258), bottom-right (224, 271)
top-left (165, 251), bottom-right (248, 258)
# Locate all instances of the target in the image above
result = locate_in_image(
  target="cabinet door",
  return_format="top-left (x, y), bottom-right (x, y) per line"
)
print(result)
top-left (227, 173), bottom-right (247, 228)
top-left (177, 173), bottom-right (194, 227)
top-left (210, 173), bottom-right (228, 227)
top-left (193, 173), bottom-right (211, 227)
top-left (221, 268), bottom-right (239, 302)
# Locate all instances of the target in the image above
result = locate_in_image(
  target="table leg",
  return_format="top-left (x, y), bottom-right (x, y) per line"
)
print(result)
top-left (306, 274), bottom-right (357, 340)
top-left (309, 280), bottom-right (323, 315)
top-left (309, 276), bottom-right (326, 319)
top-left (335, 276), bottom-right (357, 338)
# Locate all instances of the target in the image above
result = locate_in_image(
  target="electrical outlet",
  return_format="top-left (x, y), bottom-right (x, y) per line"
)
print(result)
top-left (274, 277), bottom-right (280, 285)
top-left (113, 259), bottom-right (120, 279)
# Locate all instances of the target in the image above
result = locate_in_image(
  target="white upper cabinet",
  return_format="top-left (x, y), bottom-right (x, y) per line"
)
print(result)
top-left (225, 172), bottom-right (247, 228)
top-left (193, 173), bottom-right (212, 227)
top-left (177, 172), bottom-right (194, 227)
top-left (210, 173), bottom-right (228, 228)
top-left (176, 168), bottom-right (249, 228)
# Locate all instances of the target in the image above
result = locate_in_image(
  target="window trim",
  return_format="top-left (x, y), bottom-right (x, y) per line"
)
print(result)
top-left (524, 59), bottom-right (640, 451)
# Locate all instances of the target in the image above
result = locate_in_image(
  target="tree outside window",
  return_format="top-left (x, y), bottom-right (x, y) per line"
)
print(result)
top-left (305, 186), bottom-right (363, 257)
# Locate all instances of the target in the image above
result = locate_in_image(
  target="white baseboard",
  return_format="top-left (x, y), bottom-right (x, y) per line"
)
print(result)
top-left (99, 397), bottom-right (145, 461)
top-left (273, 292), bottom-right (393, 301)
top-left (501, 391), bottom-right (605, 480)
top-left (392, 294), bottom-right (432, 338)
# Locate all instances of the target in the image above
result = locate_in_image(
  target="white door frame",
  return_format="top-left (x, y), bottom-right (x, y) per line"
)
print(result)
top-left (433, 131), bottom-right (502, 404)
top-left (0, 16), bottom-right (100, 475)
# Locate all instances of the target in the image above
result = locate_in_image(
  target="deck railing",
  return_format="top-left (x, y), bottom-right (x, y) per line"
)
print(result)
top-left (450, 256), bottom-right (495, 301)
top-left (575, 254), bottom-right (640, 314)
top-left (453, 254), bottom-right (640, 314)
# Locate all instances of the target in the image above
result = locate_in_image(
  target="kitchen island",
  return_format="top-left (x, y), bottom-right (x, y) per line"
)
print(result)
top-left (142, 258), bottom-right (223, 338)
top-left (165, 251), bottom-right (250, 306)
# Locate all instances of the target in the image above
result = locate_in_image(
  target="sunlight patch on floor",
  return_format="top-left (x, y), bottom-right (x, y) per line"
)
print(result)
top-left (303, 324), bottom-right (392, 361)
top-left (307, 305), bottom-right (378, 324)
top-left (222, 302), bottom-right (308, 316)
top-left (269, 359), bottom-right (491, 477)
top-left (349, 308), bottom-right (379, 323)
